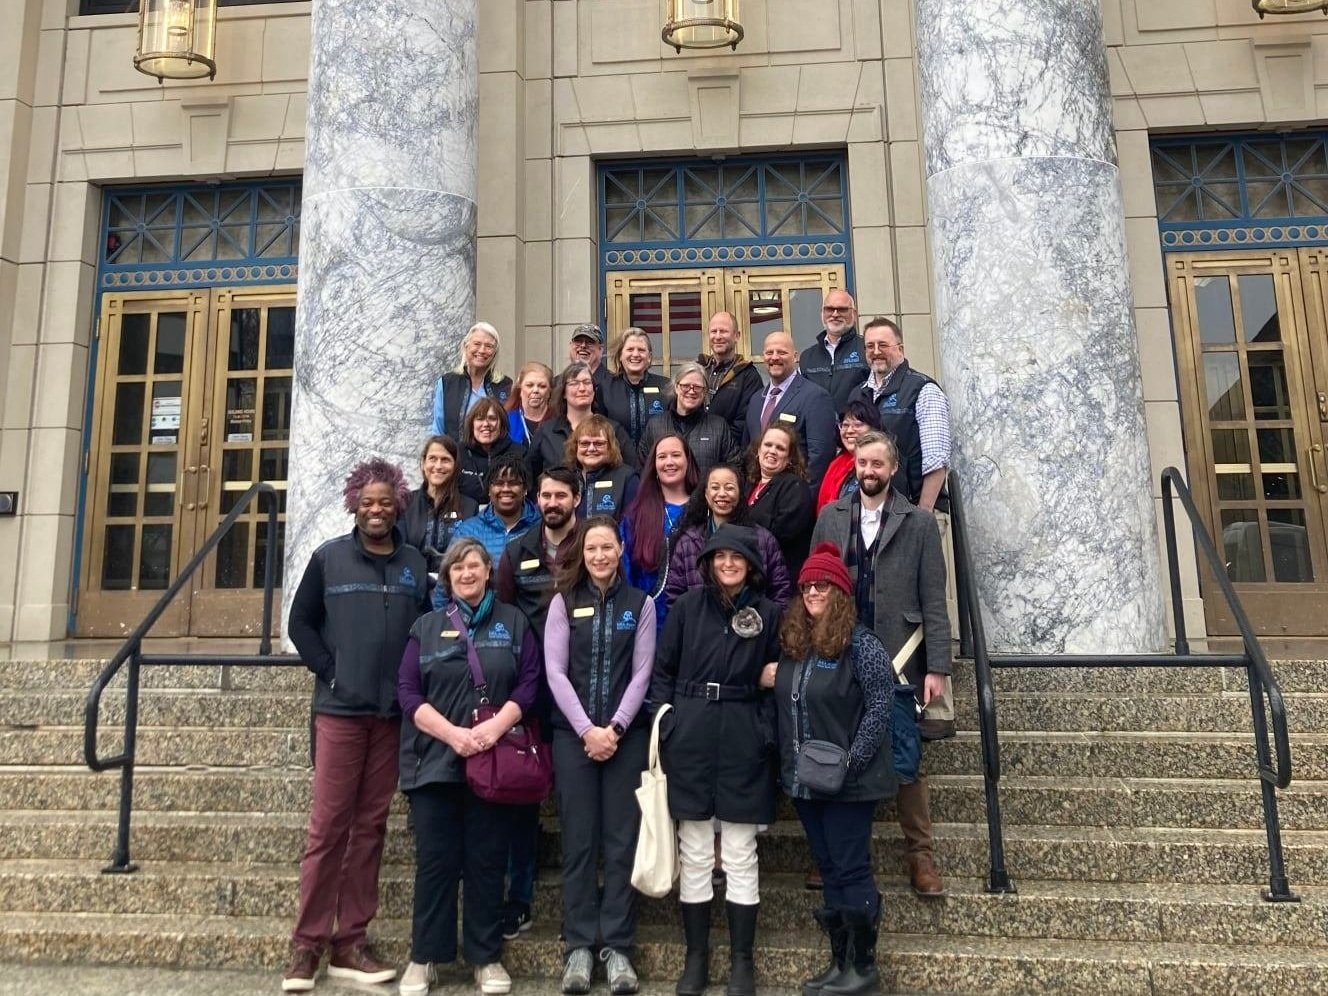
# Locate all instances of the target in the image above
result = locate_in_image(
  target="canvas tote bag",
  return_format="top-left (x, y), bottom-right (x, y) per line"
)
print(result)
top-left (631, 704), bottom-right (678, 897)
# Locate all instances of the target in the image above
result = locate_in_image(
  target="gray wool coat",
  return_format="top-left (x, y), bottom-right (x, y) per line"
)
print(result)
top-left (810, 491), bottom-right (952, 686)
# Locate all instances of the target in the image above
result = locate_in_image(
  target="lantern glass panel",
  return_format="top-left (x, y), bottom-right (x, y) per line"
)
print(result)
top-left (136, 0), bottom-right (218, 81)
top-left (664, 0), bottom-right (743, 51)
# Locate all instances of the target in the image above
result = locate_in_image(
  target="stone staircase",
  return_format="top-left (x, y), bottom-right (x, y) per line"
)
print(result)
top-left (1, 655), bottom-right (1327, 993)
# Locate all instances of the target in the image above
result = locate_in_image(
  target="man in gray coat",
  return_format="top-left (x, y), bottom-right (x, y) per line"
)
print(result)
top-left (810, 430), bottom-right (951, 897)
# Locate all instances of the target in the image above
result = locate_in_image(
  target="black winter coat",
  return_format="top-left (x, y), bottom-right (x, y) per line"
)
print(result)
top-left (746, 472), bottom-right (815, 576)
top-left (598, 372), bottom-right (670, 449)
top-left (527, 416), bottom-right (638, 481)
top-left (701, 357), bottom-right (765, 442)
top-left (651, 586), bottom-right (781, 824)
top-left (457, 437), bottom-right (526, 504)
top-left (638, 407), bottom-right (740, 477)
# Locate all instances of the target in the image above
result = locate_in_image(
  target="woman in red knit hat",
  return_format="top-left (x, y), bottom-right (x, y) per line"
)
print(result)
top-left (761, 543), bottom-right (895, 996)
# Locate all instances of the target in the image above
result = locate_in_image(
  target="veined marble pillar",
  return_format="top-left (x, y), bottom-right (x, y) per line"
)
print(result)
top-left (282, 0), bottom-right (477, 633)
top-left (915, 0), bottom-right (1167, 653)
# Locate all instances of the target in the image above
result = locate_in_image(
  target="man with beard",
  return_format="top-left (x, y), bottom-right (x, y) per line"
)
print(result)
top-left (810, 431), bottom-right (951, 899)
top-left (697, 311), bottom-right (763, 441)
top-left (568, 323), bottom-right (610, 394)
top-left (493, 465), bottom-right (582, 942)
top-left (798, 289), bottom-right (869, 413)
top-left (283, 459), bottom-right (429, 992)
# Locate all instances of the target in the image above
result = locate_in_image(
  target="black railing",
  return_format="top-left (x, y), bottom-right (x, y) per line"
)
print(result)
top-left (83, 482), bottom-right (302, 874)
top-left (950, 467), bottom-right (1297, 902)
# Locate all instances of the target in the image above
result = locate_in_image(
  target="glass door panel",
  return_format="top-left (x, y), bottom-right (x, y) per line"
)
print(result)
top-left (78, 291), bottom-right (211, 637)
top-left (191, 287), bottom-right (295, 637)
top-left (604, 269), bottom-right (725, 376)
top-left (1168, 251), bottom-right (1328, 638)
top-left (726, 264), bottom-right (847, 356)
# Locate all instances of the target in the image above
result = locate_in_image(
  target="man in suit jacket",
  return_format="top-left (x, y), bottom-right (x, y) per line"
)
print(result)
top-left (811, 430), bottom-right (951, 899)
top-left (742, 331), bottom-right (839, 482)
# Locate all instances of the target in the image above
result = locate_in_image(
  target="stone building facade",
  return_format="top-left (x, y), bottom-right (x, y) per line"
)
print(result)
top-left (2, 0), bottom-right (1327, 647)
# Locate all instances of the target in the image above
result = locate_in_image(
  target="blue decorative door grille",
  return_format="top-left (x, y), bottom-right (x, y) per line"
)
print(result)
top-left (99, 180), bottom-right (301, 291)
top-left (1152, 134), bottom-right (1328, 250)
top-left (599, 154), bottom-right (852, 271)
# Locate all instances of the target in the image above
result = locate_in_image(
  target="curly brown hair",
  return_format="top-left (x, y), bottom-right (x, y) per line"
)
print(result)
top-left (744, 422), bottom-right (808, 486)
top-left (779, 587), bottom-right (857, 661)
top-left (564, 414), bottom-right (624, 469)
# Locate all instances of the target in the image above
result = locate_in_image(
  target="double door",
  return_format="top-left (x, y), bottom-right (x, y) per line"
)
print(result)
top-left (78, 286), bottom-right (295, 638)
top-left (1168, 250), bottom-right (1328, 637)
top-left (604, 263), bottom-right (846, 375)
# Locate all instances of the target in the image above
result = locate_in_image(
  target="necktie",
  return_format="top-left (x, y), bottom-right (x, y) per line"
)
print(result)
top-left (759, 385), bottom-right (782, 431)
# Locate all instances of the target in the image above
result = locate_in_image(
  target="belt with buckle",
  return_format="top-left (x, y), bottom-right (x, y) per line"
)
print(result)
top-left (679, 679), bottom-right (758, 702)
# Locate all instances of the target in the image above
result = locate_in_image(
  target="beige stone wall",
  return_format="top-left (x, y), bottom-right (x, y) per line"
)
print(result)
top-left (6, 0), bottom-right (1328, 641)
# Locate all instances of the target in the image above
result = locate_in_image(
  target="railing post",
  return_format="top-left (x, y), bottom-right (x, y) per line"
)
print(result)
top-left (1160, 472), bottom-right (1190, 657)
top-left (1247, 666), bottom-right (1298, 903)
top-left (103, 649), bottom-right (141, 875)
top-left (259, 485), bottom-right (278, 656)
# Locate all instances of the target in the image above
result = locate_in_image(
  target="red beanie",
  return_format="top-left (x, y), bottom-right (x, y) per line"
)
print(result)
top-left (798, 542), bottom-right (852, 596)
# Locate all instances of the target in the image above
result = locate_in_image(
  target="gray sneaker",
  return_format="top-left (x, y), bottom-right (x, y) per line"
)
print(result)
top-left (561, 947), bottom-right (594, 995)
top-left (600, 947), bottom-right (639, 996)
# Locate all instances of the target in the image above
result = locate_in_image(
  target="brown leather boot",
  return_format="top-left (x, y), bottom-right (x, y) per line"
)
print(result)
top-left (897, 776), bottom-right (946, 897)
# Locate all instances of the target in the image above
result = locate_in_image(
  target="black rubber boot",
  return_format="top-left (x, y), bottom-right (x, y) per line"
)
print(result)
top-left (802, 908), bottom-right (846, 996)
top-left (821, 908), bottom-right (880, 996)
top-left (724, 901), bottom-right (758, 996)
top-left (676, 901), bottom-right (711, 996)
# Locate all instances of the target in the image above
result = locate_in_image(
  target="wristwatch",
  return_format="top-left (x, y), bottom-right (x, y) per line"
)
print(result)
top-left (610, 721), bottom-right (626, 737)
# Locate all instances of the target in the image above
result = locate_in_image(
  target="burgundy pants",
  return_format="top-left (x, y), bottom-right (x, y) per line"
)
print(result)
top-left (291, 713), bottom-right (401, 953)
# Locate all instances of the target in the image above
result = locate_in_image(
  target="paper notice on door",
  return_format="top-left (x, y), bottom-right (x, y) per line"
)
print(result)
top-left (150, 396), bottom-right (181, 432)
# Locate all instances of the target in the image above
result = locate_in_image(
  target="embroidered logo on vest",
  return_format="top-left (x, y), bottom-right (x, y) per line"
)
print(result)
top-left (488, 621), bottom-right (511, 641)
top-left (400, 567), bottom-right (416, 587)
top-left (844, 351), bottom-right (861, 364)
top-left (616, 610), bottom-right (637, 631)
top-left (596, 493), bottom-right (618, 512)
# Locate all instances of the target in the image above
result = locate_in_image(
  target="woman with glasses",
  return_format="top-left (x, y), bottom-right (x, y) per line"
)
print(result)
top-left (506, 361), bottom-right (555, 447)
top-left (564, 415), bottom-right (639, 522)
top-left (765, 544), bottom-right (895, 996)
top-left (816, 400), bottom-right (883, 514)
top-left (638, 362), bottom-right (739, 478)
top-left (598, 328), bottom-right (670, 451)
top-left (458, 398), bottom-right (527, 505)
top-left (661, 463), bottom-right (793, 617)
top-left (620, 433), bottom-right (696, 627)
top-left (528, 363), bottom-right (636, 481)
top-left (744, 422), bottom-right (815, 576)
top-left (431, 321), bottom-right (512, 439)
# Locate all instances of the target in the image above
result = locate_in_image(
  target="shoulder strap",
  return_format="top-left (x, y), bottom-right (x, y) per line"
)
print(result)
top-left (446, 603), bottom-right (489, 700)
top-left (893, 626), bottom-right (924, 679)
top-left (648, 703), bottom-right (671, 771)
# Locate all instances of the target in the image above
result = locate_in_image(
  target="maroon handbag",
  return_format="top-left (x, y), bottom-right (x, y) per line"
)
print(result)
top-left (447, 605), bottom-right (552, 805)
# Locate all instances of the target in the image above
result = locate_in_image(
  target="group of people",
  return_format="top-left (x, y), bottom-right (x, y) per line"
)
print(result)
top-left (280, 291), bottom-right (956, 996)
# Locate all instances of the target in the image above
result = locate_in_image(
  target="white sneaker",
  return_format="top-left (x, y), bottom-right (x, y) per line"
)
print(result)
top-left (400, 961), bottom-right (436, 996)
top-left (475, 961), bottom-right (512, 995)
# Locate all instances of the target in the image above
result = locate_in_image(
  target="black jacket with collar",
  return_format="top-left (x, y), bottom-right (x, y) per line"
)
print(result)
top-left (746, 471), bottom-right (815, 576)
top-left (799, 328), bottom-right (869, 413)
top-left (638, 406), bottom-right (740, 477)
top-left (698, 354), bottom-right (765, 442)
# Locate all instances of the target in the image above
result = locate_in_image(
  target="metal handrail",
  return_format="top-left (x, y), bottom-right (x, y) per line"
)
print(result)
top-left (83, 482), bottom-right (291, 873)
top-left (950, 467), bottom-right (1297, 902)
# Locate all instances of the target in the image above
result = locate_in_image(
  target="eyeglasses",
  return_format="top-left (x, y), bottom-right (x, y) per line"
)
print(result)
top-left (822, 305), bottom-right (854, 314)
top-left (866, 341), bottom-right (901, 352)
top-left (677, 382), bottom-right (706, 394)
top-left (577, 439), bottom-right (608, 450)
top-left (800, 580), bottom-right (834, 594)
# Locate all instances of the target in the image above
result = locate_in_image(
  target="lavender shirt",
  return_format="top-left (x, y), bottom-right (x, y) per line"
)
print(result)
top-left (543, 592), bottom-right (656, 737)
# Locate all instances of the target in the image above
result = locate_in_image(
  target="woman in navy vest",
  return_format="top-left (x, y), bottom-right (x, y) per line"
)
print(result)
top-left (544, 516), bottom-right (656, 995)
top-left (770, 544), bottom-right (895, 996)
top-left (431, 321), bottom-right (513, 439)
top-left (566, 414), bottom-right (639, 522)
top-left (651, 525), bottom-right (782, 996)
top-left (396, 537), bottom-right (542, 996)
top-left (402, 435), bottom-right (478, 578)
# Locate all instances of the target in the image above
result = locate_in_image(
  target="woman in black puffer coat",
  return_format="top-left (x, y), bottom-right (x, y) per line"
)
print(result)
top-left (637, 362), bottom-right (739, 478)
top-left (650, 525), bottom-right (781, 996)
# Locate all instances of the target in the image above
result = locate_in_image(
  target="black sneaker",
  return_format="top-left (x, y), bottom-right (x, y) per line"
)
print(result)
top-left (500, 903), bottom-right (532, 940)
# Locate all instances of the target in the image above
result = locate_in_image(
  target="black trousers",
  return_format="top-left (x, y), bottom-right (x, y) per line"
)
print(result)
top-left (407, 781), bottom-right (510, 965)
top-left (553, 726), bottom-right (649, 950)
top-left (793, 797), bottom-right (880, 916)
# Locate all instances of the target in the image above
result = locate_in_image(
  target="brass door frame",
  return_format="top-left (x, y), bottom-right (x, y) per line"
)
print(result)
top-left (1168, 249), bottom-right (1328, 637)
top-left (79, 290), bottom-right (211, 637)
top-left (78, 285), bottom-right (296, 639)
top-left (604, 263), bottom-right (847, 369)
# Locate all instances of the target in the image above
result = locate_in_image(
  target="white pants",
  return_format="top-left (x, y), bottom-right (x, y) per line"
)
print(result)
top-left (677, 818), bottom-right (760, 905)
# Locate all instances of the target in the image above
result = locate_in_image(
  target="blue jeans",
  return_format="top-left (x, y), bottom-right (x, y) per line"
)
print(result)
top-left (793, 797), bottom-right (880, 916)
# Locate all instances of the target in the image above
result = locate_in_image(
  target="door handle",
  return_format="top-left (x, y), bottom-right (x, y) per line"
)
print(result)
top-left (1310, 445), bottom-right (1328, 494)
top-left (197, 465), bottom-right (212, 509)
top-left (181, 465), bottom-right (198, 510)
top-left (1318, 391), bottom-right (1327, 422)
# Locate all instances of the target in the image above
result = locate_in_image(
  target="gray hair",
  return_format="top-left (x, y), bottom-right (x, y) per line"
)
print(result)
top-left (457, 321), bottom-right (502, 380)
top-left (672, 361), bottom-right (708, 388)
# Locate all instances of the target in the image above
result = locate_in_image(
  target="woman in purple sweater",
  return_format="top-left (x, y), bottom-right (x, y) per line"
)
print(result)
top-left (543, 516), bottom-right (656, 996)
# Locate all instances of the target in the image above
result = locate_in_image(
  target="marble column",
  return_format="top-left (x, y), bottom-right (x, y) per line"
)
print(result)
top-left (914, 0), bottom-right (1167, 653)
top-left (282, 0), bottom-right (477, 634)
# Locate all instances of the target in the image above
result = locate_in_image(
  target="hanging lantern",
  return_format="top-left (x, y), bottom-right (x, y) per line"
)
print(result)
top-left (134, 0), bottom-right (218, 82)
top-left (1252, 0), bottom-right (1328, 15)
top-left (662, 0), bottom-right (743, 53)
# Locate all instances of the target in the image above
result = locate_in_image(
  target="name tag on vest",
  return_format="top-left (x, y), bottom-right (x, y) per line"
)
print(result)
top-left (594, 480), bottom-right (613, 489)
top-left (573, 606), bottom-right (595, 619)
top-left (644, 386), bottom-right (660, 394)
top-left (441, 630), bottom-right (460, 638)
top-left (520, 558), bottom-right (541, 570)
top-left (778, 412), bottom-right (797, 423)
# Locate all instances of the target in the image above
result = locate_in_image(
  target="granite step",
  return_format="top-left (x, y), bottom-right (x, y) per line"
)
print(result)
top-left (13, 687), bottom-right (1328, 735)
top-left (2, 911), bottom-right (1327, 994)
top-left (0, 811), bottom-right (1321, 886)
top-left (0, 860), bottom-right (1320, 949)
top-left (3, 767), bottom-right (1322, 832)
top-left (8, 726), bottom-right (1328, 781)
top-left (0, 659), bottom-right (311, 693)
